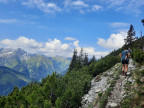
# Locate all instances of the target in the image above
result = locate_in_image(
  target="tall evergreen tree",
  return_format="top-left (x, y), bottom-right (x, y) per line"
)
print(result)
top-left (88, 55), bottom-right (96, 65)
top-left (124, 24), bottom-right (137, 45)
top-left (83, 53), bottom-right (88, 66)
top-left (79, 48), bottom-right (84, 64)
top-left (68, 49), bottom-right (78, 71)
top-left (142, 19), bottom-right (144, 26)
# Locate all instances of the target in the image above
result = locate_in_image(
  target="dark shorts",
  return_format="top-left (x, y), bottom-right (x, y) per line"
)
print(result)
top-left (122, 60), bottom-right (129, 64)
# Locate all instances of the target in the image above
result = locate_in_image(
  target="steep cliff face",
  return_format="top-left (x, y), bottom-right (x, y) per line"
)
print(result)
top-left (80, 59), bottom-right (140, 108)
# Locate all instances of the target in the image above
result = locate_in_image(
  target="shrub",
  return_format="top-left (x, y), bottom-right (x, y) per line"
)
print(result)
top-left (132, 48), bottom-right (144, 63)
top-left (98, 93), bottom-right (103, 97)
top-left (140, 70), bottom-right (144, 76)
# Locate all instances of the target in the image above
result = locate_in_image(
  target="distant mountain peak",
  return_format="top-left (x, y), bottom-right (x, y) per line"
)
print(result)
top-left (14, 48), bottom-right (27, 56)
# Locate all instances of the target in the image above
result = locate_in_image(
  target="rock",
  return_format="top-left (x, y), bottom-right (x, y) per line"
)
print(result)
top-left (109, 102), bottom-right (118, 107)
top-left (127, 72), bottom-right (131, 76)
top-left (140, 77), bottom-right (144, 83)
top-left (95, 89), bottom-right (101, 93)
top-left (94, 75), bottom-right (101, 82)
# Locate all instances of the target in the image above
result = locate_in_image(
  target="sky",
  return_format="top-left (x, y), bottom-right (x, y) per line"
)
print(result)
top-left (0, 0), bottom-right (144, 58)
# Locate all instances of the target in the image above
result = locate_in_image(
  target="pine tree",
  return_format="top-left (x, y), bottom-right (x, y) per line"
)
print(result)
top-left (68, 49), bottom-right (78, 71)
top-left (88, 55), bottom-right (96, 65)
top-left (79, 48), bottom-right (84, 64)
top-left (124, 24), bottom-right (137, 45)
top-left (83, 53), bottom-right (88, 66)
top-left (142, 19), bottom-right (144, 26)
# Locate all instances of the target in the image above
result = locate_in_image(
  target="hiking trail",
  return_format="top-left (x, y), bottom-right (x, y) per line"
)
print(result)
top-left (80, 59), bottom-right (135, 108)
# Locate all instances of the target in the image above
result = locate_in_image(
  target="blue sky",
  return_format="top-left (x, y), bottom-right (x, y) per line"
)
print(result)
top-left (0, 0), bottom-right (144, 58)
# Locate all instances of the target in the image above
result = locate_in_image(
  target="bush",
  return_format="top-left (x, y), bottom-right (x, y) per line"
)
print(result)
top-left (98, 93), bottom-right (103, 97)
top-left (140, 70), bottom-right (144, 76)
top-left (132, 48), bottom-right (144, 63)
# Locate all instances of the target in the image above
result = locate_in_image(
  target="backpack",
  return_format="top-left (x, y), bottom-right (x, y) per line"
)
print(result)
top-left (121, 50), bottom-right (128, 61)
top-left (128, 49), bottom-right (132, 54)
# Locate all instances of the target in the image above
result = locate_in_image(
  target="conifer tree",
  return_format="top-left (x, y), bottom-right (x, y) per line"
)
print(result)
top-left (142, 19), bottom-right (144, 26)
top-left (79, 48), bottom-right (84, 64)
top-left (83, 53), bottom-right (88, 66)
top-left (124, 24), bottom-right (137, 45)
top-left (88, 55), bottom-right (96, 65)
top-left (68, 49), bottom-right (78, 71)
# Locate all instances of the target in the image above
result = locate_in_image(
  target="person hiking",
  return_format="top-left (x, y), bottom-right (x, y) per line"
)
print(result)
top-left (119, 48), bottom-right (130, 76)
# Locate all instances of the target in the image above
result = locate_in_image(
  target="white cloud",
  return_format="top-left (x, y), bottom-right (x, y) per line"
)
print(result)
top-left (65, 37), bottom-right (77, 41)
top-left (45, 39), bottom-right (69, 50)
top-left (101, 0), bottom-right (144, 15)
top-left (97, 32), bottom-right (127, 49)
top-left (110, 22), bottom-right (129, 28)
top-left (0, 37), bottom-right (72, 57)
top-left (109, 0), bottom-right (125, 6)
top-left (0, 37), bottom-right (42, 51)
top-left (94, 0), bottom-right (144, 15)
top-left (74, 40), bottom-right (109, 58)
top-left (21, 0), bottom-right (103, 14)
top-left (0, 19), bottom-right (17, 23)
top-left (72, 0), bottom-right (89, 7)
top-left (22, 0), bottom-right (62, 14)
top-left (65, 0), bottom-right (89, 14)
top-left (0, 36), bottom-right (109, 58)
top-left (64, 0), bottom-right (103, 14)
top-left (92, 5), bottom-right (102, 11)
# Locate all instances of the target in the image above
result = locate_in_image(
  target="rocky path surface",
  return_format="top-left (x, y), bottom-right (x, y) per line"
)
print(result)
top-left (80, 63), bottom-right (121, 108)
top-left (105, 74), bottom-right (126, 108)
top-left (80, 59), bottom-right (135, 108)
top-left (106, 59), bottom-right (135, 108)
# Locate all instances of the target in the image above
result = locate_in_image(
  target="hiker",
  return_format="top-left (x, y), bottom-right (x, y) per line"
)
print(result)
top-left (119, 48), bottom-right (130, 76)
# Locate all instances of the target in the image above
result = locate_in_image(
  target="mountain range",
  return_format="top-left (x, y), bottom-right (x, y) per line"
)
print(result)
top-left (0, 48), bottom-right (71, 95)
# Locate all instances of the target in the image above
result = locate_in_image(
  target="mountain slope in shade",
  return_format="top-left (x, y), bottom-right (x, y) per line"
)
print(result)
top-left (0, 66), bottom-right (31, 96)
